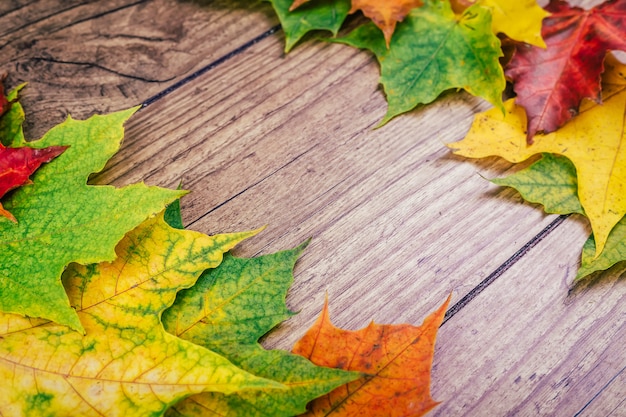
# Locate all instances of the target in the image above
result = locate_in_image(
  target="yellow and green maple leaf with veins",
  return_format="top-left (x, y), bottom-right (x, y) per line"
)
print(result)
top-left (0, 212), bottom-right (282, 416)
top-left (0, 105), bottom-right (182, 331)
top-left (162, 233), bottom-right (360, 417)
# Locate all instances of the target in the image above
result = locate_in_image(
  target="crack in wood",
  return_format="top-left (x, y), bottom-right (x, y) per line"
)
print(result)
top-left (30, 56), bottom-right (175, 83)
top-left (574, 364), bottom-right (626, 416)
top-left (51, 0), bottom-right (149, 34)
top-left (442, 215), bottom-right (570, 325)
top-left (141, 25), bottom-right (282, 108)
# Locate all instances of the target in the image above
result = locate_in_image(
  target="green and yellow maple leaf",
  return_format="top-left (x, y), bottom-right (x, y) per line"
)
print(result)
top-left (162, 204), bottom-right (359, 417)
top-left (0, 107), bottom-right (183, 331)
top-left (0, 212), bottom-right (281, 416)
top-left (492, 151), bottom-right (626, 279)
top-left (270, 0), bottom-right (351, 52)
top-left (335, 0), bottom-right (505, 125)
top-left (448, 54), bottom-right (626, 257)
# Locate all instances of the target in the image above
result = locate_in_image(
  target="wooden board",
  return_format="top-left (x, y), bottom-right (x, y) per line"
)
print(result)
top-left (1, 0), bottom-right (623, 415)
top-left (1, 0), bottom-right (278, 138)
top-left (432, 216), bottom-right (626, 415)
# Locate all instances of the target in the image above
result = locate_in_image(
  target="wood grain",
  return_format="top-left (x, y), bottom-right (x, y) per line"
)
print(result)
top-left (432, 217), bottom-right (626, 416)
top-left (0, 0), bottom-right (278, 138)
top-left (1, 0), bottom-right (623, 415)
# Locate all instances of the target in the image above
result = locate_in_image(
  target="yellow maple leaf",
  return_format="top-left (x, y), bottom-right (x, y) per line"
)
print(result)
top-left (452, 0), bottom-right (549, 47)
top-left (482, 0), bottom-right (549, 47)
top-left (0, 213), bottom-right (279, 416)
top-left (448, 54), bottom-right (626, 257)
top-left (290, 0), bottom-right (423, 47)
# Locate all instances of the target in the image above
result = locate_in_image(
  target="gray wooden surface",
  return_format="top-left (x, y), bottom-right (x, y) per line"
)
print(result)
top-left (1, 1), bottom-right (624, 415)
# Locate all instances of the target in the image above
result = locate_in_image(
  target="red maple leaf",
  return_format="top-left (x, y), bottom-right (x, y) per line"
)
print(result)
top-left (505, 0), bottom-right (626, 142)
top-left (0, 143), bottom-right (67, 221)
top-left (0, 74), bottom-right (11, 119)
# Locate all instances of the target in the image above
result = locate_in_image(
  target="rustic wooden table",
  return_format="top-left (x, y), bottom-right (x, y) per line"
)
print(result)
top-left (2, 1), bottom-right (624, 415)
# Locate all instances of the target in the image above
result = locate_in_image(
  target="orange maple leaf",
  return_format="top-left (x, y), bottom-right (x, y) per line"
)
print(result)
top-left (349, 0), bottom-right (423, 46)
top-left (290, 0), bottom-right (423, 46)
top-left (293, 294), bottom-right (450, 416)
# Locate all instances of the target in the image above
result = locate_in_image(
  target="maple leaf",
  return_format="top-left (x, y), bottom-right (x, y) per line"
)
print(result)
top-left (448, 54), bottom-right (626, 257)
top-left (505, 0), bottom-right (626, 141)
top-left (0, 143), bottom-right (66, 221)
top-left (0, 107), bottom-right (184, 331)
top-left (0, 213), bottom-right (281, 416)
top-left (492, 153), bottom-right (583, 216)
top-left (348, 0), bottom-right (423, 47)
top-left (451, 0), bottom-right (549, 48)
top-left (270, 0), bottom-right (351, 52)
top-left (292, 295), bottom-right (450, 416)
top-left (336, 0), bottom-right (505, 125)
top-left (161, 202), bottom-right (359, 416)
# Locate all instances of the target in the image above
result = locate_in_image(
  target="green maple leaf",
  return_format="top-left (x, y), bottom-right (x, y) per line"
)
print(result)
top-left (335, 0), bottom-right (505, 124)
top-left (0, 107), bottom-right (183, 331)
top-left (491, 154), bottom-right (584, 216)
top-left (163, 206), bottom-right (359, 416)
top-left (0, 213), bottom-right (281, 416)
top-left (268, 0), bottom-right (350, 52)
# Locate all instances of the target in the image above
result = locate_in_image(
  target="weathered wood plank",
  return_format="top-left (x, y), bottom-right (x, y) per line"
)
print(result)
top-left (431, 217), bottom-right (626, 416)
top-left (576, 366), bottom-right (626, 416)
top-left (0, 0), bottom-right (278, 138)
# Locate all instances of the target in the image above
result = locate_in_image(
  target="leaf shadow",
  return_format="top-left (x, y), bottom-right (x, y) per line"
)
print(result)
top-left (567, 261), bottom-right (626, 298)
